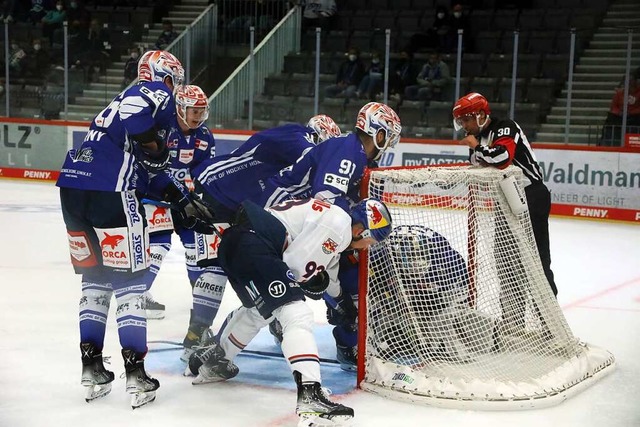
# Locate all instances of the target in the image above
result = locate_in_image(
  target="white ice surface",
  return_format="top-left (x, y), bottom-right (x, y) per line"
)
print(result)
top-left (0, 181), bottom-right (638, 427)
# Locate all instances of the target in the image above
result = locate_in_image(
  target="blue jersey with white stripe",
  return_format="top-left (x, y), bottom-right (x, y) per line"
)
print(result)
top-left (56, 81), bottom-right (178, 192)
top-left (258, 132), bottom-right (367, 212)
top-left (193, 123), bottom-right (315, 210)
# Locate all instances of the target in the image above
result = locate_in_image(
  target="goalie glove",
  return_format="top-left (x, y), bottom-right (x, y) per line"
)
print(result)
top-left (326, 292), bottom-right (357, 329)
top-left (300, 270), bottom-right (330, 300)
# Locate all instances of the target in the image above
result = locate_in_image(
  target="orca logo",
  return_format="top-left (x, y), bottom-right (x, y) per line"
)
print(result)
top-left (268, 280), bottom-right (287, 298)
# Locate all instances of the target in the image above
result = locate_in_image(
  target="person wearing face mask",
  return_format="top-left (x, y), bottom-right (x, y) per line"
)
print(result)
top-left (122, 47), bottom-right (141, 89)
top-left (406, 5), bottom-right (452, 54)
top-left (449, 4), bottom-right (472, 53)
top-left (404, 51), bottom-right (451, 102)
top-left (324, 47), bottom-right (366, 100)
top-left (25, 38), bottom-right (51, 79)
top-left (155, 20), bottom-right (178, 50)
top-left (356, 51), bottom-right (385, 101)
top-left (66, 0), bottom-right (91, 31)
top-left (41, 0), bottom-right (66, 45)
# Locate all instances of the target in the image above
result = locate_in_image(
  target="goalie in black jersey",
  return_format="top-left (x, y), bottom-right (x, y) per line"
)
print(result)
top-left (369, 225), bottom-right (495, 363)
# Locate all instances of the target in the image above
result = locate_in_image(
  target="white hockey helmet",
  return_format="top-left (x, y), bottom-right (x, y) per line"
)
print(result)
top-left (175, 84), bottom-right (210, 129)
top-left (306, 114), bottom-right (341, 144)
top-left (355, 102), bottom-right (402, 160)
top-left (137, 50), bottom-right (185, 91)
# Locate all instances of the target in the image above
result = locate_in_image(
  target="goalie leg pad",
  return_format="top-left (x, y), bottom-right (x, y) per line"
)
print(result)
top-left (275, 301), bottom-right (321, 384)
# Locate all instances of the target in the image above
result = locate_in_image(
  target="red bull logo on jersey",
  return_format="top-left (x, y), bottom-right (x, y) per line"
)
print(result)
top-left (368, 201), bottom-right (390, 229)
top-left (322, 238), bottom-right (338, 254)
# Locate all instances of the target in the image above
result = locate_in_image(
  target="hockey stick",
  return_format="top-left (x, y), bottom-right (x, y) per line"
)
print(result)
top-left (148, 340), bottom-right (341, 365)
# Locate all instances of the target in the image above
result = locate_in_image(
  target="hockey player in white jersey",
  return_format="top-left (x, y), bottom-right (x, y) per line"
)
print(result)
top-left (187, 197), bottom-right (393, 426)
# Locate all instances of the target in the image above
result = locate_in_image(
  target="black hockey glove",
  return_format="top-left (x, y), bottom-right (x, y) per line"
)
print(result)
top-left (326, 292), bottom-right (357, 329)
top-left (300, 270), bottom-right (330, 300)
top-left (132, 128), bottom-right (171, 173)
top-left (164, 183), bottom-right (216, 234)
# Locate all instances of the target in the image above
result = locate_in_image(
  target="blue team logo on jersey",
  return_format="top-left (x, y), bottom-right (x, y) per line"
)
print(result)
top-left (268, 280), bottom-right (287, 298)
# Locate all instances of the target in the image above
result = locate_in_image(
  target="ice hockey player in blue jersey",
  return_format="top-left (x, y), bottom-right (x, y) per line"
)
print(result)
top-left (172, 115), bottom-right (342, 360)
top-left (57, 50), bottom-right (188, 408)
top-left (192, 114), bottom-right (342, 222)
top-left (138, 84), bottom-right (216, 325)
top-left (258, 102), bottom-right (402, 212)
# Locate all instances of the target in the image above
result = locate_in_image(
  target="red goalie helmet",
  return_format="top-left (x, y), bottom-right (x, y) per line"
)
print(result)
top-left (176, 85), bottom-right (210, 129)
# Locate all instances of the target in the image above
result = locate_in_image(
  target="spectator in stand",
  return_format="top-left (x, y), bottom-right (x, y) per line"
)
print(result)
top-left (29, 0), bottom-right (50, 25)
top-left (66, 0), bottom-right (91, 30)
top-left (404, 51), bottom-right (451, 101)
top-left (41, 0), bottom-right (66, 45)
top-left (324, 47), bottom-right (366, 100)
top-left (155, 20), bottom-right (178, 50)
top-left (8, 41), bottom-right (27, 78)
top-left (24, 38), bottom-right (51, 80)
top-left (0, 0), bottom-right (19, 23)
top-left (406, 5), bottom-right (451, 54)
top-left (301, 0), bottom-right (337, 33)
top-left (356, 51), bottom-right (384, 101)
top-left (122, 47), bottom-right (140, 89)
top-left (449, 3), bottom-right (472, 53)
top-left (74, 18), bottom-right (111, 83)
top-left (389, 50), bottom-right (418, 104)
top-left (601, 67), bottom-right (640, 146)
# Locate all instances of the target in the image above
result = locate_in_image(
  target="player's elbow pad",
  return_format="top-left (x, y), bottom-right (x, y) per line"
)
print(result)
top-left (131, 127), bottom-right (170, 173)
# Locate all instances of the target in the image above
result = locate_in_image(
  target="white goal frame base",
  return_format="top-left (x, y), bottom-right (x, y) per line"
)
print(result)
top-left (361, 342), bottom-right (615, 410)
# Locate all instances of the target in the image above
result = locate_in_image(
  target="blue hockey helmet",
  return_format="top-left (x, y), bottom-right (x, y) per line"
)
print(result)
top-left (350, 198), bottom-right (393, 243)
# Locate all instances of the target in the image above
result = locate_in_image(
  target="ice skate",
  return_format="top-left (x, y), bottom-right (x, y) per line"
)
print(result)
top-left (294, 371), bottom-right (354, 426)
top-left (268, 318), bottom-right (283, 346)
top-left (143, 291), bottom-right (165, 320)
top-left (189, 340), bottom-right (239, 384)
top-left (122, 349), bottom-right (160, 409)
top-left (335, 344), bottom-right (357, 372)
top-left (80, 343), bottom-right (115, 403)
top-left (181, 318), bottom-right (214, 363)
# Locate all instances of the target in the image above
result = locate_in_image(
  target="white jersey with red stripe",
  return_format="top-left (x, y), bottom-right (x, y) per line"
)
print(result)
top-left (267, 198), bottom-right (352, 298)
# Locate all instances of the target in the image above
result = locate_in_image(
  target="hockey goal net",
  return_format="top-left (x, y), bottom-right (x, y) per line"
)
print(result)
top-left (357, 164), bottom-right (615, 409)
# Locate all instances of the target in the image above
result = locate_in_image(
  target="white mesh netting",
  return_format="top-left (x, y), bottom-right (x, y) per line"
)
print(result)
top-left (360, 165), bottom-right (615, 409)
